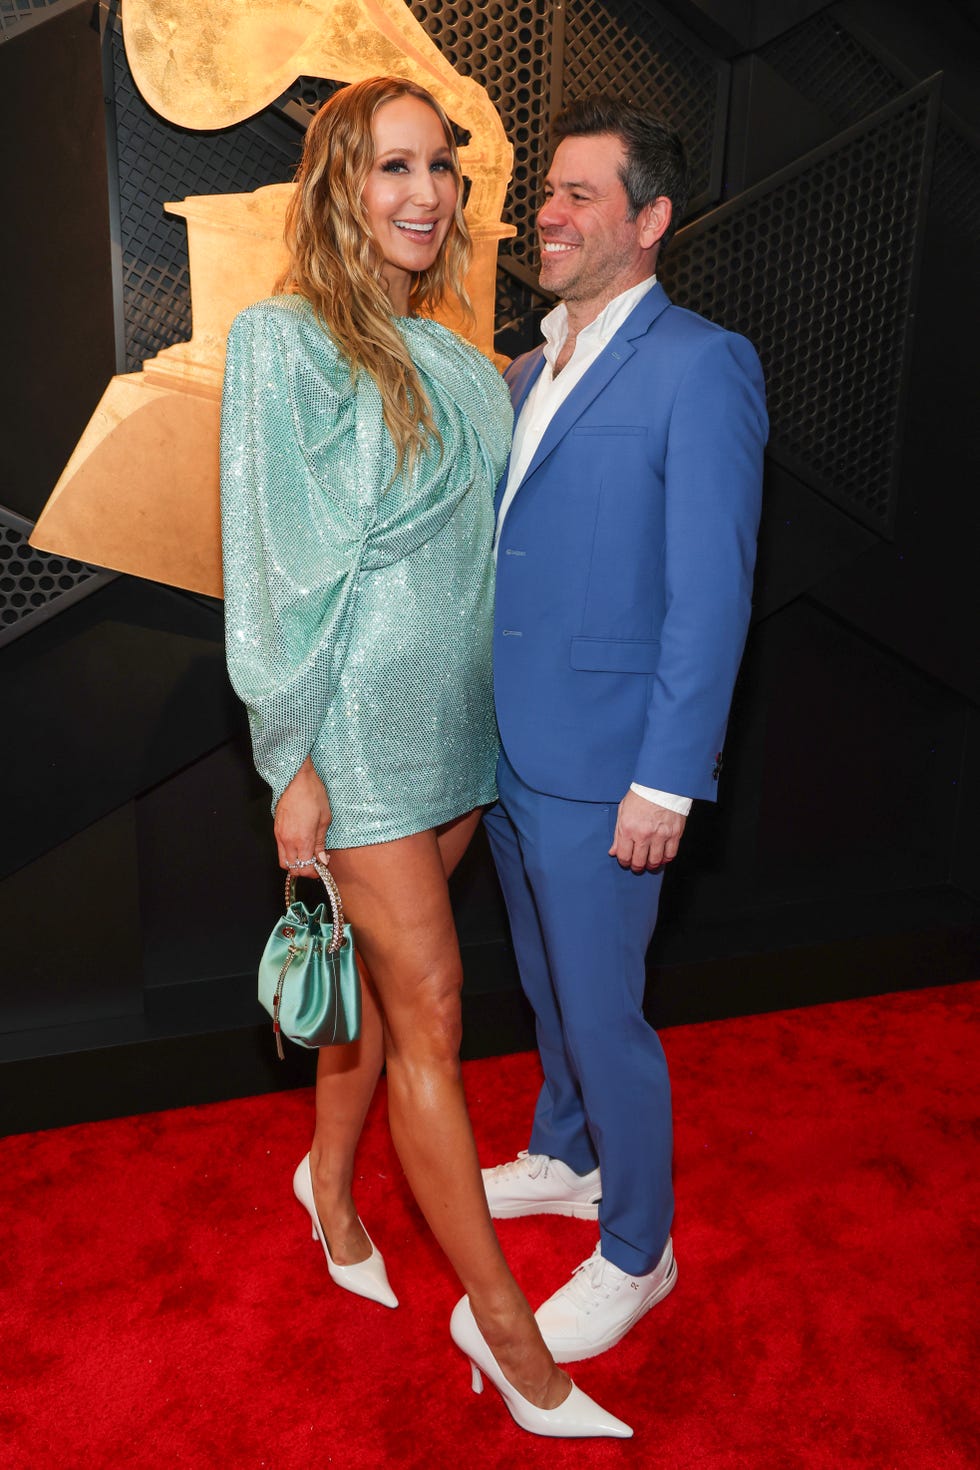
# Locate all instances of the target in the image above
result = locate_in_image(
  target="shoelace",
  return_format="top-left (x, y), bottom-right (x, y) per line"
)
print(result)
top-left (485, 1149), bottom-right (550, 1180)
top-left (561, 1249), bottom-right (625, 1308)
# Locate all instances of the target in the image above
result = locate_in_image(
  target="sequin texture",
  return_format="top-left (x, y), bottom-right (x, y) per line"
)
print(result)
top-left (220, 295), bottom-right (512, 847)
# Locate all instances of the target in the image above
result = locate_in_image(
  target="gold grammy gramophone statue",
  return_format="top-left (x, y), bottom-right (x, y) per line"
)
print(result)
top-left (30, 0), bottom-right (515, 597)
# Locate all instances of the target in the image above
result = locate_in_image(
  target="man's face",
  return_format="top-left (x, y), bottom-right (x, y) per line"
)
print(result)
top-left (537, 132), bottom-right (655, 313)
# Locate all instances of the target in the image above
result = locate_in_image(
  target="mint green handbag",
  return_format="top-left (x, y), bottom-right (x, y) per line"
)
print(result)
top-left (258, 859), bottom-right (360, 1059)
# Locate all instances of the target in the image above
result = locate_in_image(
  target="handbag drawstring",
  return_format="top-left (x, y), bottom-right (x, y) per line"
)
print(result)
top-left (272, 942), bottom-right (305, 1061)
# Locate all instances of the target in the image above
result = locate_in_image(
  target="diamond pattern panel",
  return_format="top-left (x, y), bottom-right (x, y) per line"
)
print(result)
top-left (660, 83), bottom-right (939, 533)
top-left (107, 2), bottom-right (301, 370)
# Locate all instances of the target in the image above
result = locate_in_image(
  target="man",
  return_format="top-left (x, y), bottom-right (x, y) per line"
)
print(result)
top-left (483, 95), bottom-right (767, 1363)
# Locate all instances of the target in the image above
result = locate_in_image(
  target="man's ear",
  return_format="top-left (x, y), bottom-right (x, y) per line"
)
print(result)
top-left (636, 196), bottom-right (672, 250)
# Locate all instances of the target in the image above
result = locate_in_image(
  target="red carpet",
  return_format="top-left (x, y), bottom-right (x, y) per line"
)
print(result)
top-left (1, 983), bottom-right (977, 1468)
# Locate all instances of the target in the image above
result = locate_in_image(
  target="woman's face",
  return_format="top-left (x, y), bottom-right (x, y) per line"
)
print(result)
top-left (361, 94), bottom-right (458, 312)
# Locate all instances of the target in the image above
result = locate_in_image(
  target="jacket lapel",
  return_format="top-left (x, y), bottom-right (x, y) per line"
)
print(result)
top-left (496, 349), bottom-right (548, 514)
top-left (518, 282), bottom-right (671, 489)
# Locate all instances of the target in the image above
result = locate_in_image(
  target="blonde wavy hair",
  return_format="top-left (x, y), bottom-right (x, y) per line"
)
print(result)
top-left (277, 76), bottom-right (472, 477)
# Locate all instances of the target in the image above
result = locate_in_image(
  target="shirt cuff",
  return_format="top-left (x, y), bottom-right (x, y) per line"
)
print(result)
top-left (629, 783), bottom-right (693, 816)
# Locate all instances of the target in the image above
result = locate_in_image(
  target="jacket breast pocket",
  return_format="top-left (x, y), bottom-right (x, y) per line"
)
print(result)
top-left (571, 426), bottom-right (646, 436)
top-left (569, 636), bottom-right (660, 674)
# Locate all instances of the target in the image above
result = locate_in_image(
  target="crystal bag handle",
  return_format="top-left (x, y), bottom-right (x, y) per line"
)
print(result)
top-left (284, 858), bottom-right (348, 955)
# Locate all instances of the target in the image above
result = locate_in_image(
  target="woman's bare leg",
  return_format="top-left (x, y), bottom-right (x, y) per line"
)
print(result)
top-left (308, 809), bottom-right (483, 1265)
top-left (307, 963), bottom-right (385, 1263)
top-left (327, 825), bottom-right (567, 1409)
top-left (434, 807), bottom-right (483, 877)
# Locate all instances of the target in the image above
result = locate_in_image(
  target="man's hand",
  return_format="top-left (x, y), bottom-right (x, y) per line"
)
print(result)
top-left (609, 789), bottom-right (686, 872)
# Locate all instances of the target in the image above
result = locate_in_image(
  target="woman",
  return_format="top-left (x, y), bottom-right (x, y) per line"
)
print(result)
top-left (220, 78), bottom-right (631, 1439)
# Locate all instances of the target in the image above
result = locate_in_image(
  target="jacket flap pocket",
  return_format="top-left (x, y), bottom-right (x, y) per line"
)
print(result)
top-left (569, 636), bottom-right (660, 674)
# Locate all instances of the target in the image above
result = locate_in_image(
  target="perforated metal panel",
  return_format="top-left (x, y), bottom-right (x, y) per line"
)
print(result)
top-left (761, 8), bottom-right (980, 246)
top-left (279, 1), bottom-right (557, 279)
top-left (933, 120), bottom-right (980, 241)
top-left (661, 81), bottom-right (940, 534)
top-left (274, 5), bottom-right (560, 345)
top-left (106, 2), bottom-right (302, 370)
top-left (760, 10), bottom-right (902, 125)
top-left (0, 507), bottom-right (113, 648)
top-left (412, 0), bottom-right (556, 272)
top-left (561, 0), bottom-right (728, 214)
top-left (276, 75), bottom-right (343, 123)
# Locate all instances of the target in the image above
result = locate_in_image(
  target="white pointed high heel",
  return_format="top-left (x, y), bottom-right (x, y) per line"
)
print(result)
top-left (449, 1296), bottom-right (633, 1439)
top-left (292, 1155), bottom-right (398, 1309)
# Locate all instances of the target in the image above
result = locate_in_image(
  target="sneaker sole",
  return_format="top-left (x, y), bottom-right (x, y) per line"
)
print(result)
top-left (541, 1254), bottom-right (678, 1363)
top-left (486, 1198), bottom-right (601, 1221)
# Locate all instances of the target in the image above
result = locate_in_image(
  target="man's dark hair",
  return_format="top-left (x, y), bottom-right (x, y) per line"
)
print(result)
top-left (552, 95), bottom-right (690, 249)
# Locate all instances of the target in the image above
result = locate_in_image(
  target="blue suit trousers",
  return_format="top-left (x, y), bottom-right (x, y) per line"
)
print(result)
top-left (484, 750), bottom-right (674, 1276)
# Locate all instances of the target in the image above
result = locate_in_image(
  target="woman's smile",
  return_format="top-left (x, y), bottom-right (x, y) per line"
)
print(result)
top-left (362, 94), bottom-right (459, 311)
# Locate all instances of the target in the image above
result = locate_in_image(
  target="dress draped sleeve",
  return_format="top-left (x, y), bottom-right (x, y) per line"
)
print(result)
top-left (220, 300), bottom-right (367, 806)
top-left (220, 297), bottom-right (513, 817)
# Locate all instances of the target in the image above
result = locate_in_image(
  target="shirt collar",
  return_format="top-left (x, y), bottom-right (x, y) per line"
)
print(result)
top-left (540, 275), bottom-right (658, 367)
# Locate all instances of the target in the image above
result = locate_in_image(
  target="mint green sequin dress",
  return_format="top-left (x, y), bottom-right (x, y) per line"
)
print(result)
top-left (220, 294), bottom-right (512, 848)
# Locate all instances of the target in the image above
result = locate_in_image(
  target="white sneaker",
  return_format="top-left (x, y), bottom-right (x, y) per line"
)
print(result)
top-left (535, 1239), bottom-right (677, 1362)
top-left (482, 1150), bottom-right (602, 1220)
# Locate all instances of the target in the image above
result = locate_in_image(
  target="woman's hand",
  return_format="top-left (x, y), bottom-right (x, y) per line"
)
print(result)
top-left (274, 758), bottom-right (332, 874)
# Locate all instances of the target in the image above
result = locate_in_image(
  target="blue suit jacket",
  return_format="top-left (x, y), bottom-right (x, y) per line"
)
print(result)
top-left (494, 282), bottom-right (768, 804)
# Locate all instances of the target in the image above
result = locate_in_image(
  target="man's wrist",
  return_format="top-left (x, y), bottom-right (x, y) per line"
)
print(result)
top-left (629, 782), bottom-right (692, 816)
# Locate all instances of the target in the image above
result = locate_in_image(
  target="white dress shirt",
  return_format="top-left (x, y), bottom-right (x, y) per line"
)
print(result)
top-left (496, 275), bottom-right (692, 817)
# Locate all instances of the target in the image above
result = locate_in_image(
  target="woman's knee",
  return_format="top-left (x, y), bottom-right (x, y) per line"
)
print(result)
top-left (385, 974), bottom-right (464, 1070)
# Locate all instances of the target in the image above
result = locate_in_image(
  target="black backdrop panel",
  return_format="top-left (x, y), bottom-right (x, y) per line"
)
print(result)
top-left (0, 580), bottom-right (237, 881)
top-left (808, 125), bottom-right (980, 709)
top-left (1, 0), bottom-right (978, 1129)
top-left (0, 0), bottom-right (116, 522)
top-left (2, 802), bottom-right (143, 1034)
top-left (750, 464), bottom-right (877, 624)
top-left (760, 6), bottom-right (905, 119)
top-left (754, 601), bottom-right (964, 894)
top-left (726, 54), bottom-right (842, 190)
top-left (661, 80), bottom-right (939, 535)
top-left (137, 736), bottom-right (280, 993)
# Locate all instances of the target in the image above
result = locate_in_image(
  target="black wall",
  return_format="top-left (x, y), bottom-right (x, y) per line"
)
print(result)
top-left (1, 0), bottom-right (978, 1133)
